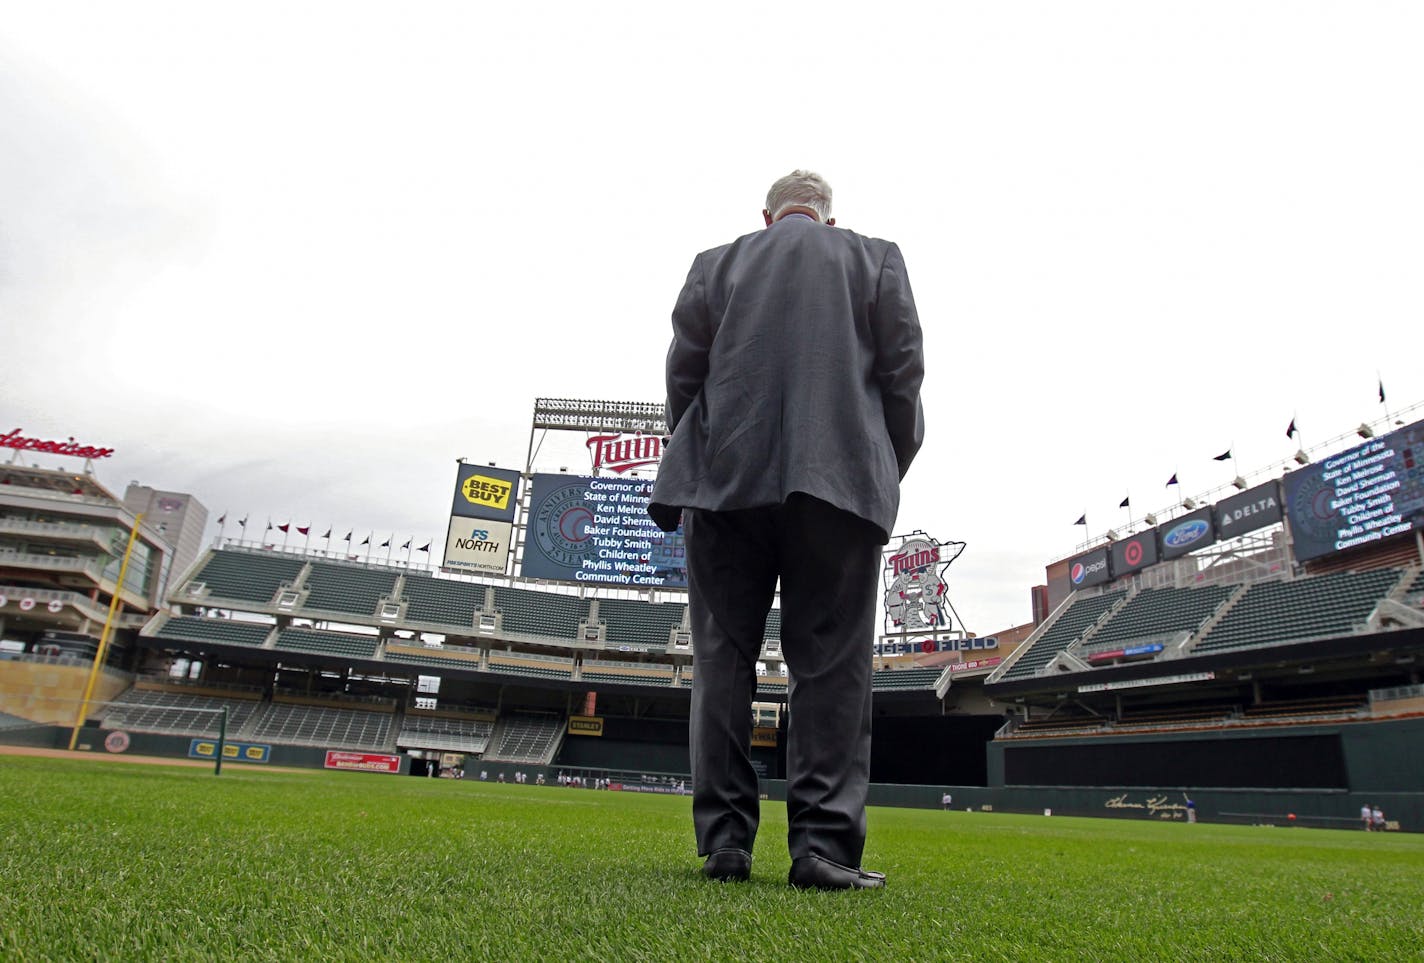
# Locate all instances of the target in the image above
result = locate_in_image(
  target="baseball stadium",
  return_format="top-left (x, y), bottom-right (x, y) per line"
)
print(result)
top-left (2, 398), bottom-right (1423, 959)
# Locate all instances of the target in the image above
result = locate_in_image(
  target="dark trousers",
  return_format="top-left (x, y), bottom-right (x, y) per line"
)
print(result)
top-left (685, 494), bottom-right (883, 868)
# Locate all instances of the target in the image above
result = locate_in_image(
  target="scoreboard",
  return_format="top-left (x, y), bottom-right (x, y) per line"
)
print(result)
top-left (1284, 418), bottom-right (1424, 563)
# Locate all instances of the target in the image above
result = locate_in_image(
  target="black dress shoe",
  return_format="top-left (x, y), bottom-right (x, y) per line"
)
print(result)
top-left (702, 848), bottom-right (752, 882)
top-left (788, 855), bottom-right (886, 890)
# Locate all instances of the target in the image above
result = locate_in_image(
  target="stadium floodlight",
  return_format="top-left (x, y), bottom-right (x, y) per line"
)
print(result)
top-left (1357, 423), bottom-right (1375, 439)
top-left (1232, 476), bottom-right (1247, 490)
top-left (1293, 450), bottom-right (1311, 465)
top-left (1182, 498), bottom-right (1197, 510)
top-left (1104, 529), bottom-right (1118, 541)
top-left (1144, 513), bottom-right (1158, 526)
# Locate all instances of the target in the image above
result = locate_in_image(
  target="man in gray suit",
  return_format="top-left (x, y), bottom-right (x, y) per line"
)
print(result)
top-left (649, 170), bottom-right (925, 890)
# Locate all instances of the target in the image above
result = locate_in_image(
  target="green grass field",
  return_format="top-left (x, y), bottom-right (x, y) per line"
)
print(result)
top-left (1, 756), bottom-right (1421, 962)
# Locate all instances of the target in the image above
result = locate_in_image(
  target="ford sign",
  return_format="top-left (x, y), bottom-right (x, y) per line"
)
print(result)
top-left (1164, 519), bottom-right (1210, 550)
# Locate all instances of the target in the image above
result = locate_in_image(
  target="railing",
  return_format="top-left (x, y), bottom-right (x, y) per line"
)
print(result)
top-left (0, 518), bottom-right (113, 547)
top-left (1371, 682), bottom-right (1424, 704)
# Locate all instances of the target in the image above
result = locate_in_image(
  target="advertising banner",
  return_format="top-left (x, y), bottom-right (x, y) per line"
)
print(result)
top-left (1110, 530), bottom-right (1159, 577)
top-left (1067, 547), bottom-right (1112, 588)
top-left (1214, 481), bottom-right (1283, 541)
top-left (324, 751), bottom-right (402, 773)
top-left (1157, 506), bottom-right (1217, 560)
top-left (188, 739), bottom-right (272, 763)
top-left (947, 657), bottom-right (1002, 673)
top-left (751, 726), bottom-right (779, 747)
top-left (442, 518), bottom-right (513, 575)
top-left (520, 473), bottom-right (687, 587)
top-left (567, 715), bottom-right (604, 737)
top-left (1284, 419), bottom-right (1424, 562)
top-left (450, 464), bottom-right (521, 522)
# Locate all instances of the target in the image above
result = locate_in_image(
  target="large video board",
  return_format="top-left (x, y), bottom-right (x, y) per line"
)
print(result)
top-left (520, 473), bottom-right (687, 587)
top-left (1284, 419), bottom-right (1424, 562)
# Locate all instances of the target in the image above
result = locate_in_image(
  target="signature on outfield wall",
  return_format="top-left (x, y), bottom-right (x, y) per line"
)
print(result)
top-left (1105, 793), bottom-right (1190, 819)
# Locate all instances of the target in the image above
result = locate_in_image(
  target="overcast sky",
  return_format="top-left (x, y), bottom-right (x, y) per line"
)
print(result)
top-left (3, 3), bottom-right (1422, 634)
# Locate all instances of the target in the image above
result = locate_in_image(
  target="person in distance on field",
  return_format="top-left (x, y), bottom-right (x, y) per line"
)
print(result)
top-left (650, 170), bottom-right (925, 891)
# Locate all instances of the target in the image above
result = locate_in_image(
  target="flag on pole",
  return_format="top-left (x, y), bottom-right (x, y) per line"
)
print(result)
top-left (265, 520), bottom-right (273, 532)
top-left (1073, 515), bottom-right (1087, 526)
top-left (1119, 496), bottom-right (1130, 509)
top-left (343, 531), bottom-right (352, 543)
top-left (1286, 418), bottom-right (1297, 439)
top-left (361, 534), bottom-right (370, 546)
top-left (401, 539), bottom-right (411, 550)
top-left (381, 537), bottom-right (391, 548)
top-left (418, 542), bottom-right (431, 553)
top-left (1166, 473), bottom-right (1178, 487)
top-left (217, 514), bottom-right (226, 525)
top-left (1213, 449), bottom-right (1232, 462)
top-left (1379, 378), bottom-right (1386, 404)
top-left (321, 529), bottom-right (331, 539)
top-left (278, 523), bottom-right (290, 534)
top-left (297, 525), bottom-right (310, 536)
top-left (238, 517), bottom-right (248, 528)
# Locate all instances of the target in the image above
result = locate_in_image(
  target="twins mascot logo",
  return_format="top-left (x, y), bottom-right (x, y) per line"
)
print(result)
top-left (885, 536), bottom-right (965, 631)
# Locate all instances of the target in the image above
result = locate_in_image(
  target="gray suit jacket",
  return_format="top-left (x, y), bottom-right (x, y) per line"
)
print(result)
top-left (649, 214), bottom-right (925, 542)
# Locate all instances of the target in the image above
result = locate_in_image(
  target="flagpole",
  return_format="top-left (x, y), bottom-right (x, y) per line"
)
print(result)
top-left (281, 524), bottom-right (290, 552)
top-left (303, 528), bottom-right (311, 554)
top-left (217, 514), bottom-right (227, 546)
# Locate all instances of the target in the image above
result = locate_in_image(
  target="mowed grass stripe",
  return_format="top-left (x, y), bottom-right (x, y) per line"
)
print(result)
top-left (0, 756), bottom-right (1421, 961)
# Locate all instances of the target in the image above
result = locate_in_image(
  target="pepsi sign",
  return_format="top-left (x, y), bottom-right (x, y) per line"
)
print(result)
top-left (1157, 506), bottom-right (1217, 560)
top-left (1067, 547), bottom-right (1112, 588)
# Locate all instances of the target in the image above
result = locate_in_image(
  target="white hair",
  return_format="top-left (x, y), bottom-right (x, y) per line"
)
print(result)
top-left (765, 170), bottom-right (833, 222)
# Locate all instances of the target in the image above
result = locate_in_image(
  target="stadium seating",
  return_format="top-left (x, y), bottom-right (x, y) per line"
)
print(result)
top-left (400, 572), bottom-right (483, 627)
top-left (1193, 568), bottom-right (1404, 654)
top-left (579, 658), bottom-right (676, 686)
top-left (764, 608), bottom-right (782, 643)
top-left (302, 562), bottom-right (398, 616)
top-left (491, 586), bottom-right (589, 640)
top-left (871, 667), bottom-right (941, 691)
top-left (398, 713), bottom-right (495, 753)
top-left (998, 590), bottom-right (1127, 680)
top-left (486, 650), bottom-right (575, 680)
top-left (244, 700), bottom-right (395, 751)
top-left (484, 714), bottom-right (564, 763)
top-left (384, 642), bottom-right (483, 672)
top-left (152, 616), bottom-right (272, 648)
top-left (1084, 584), bottom-right (1237, 650)
top-left (755, 673), bottom-right (789, 695)
top-left (102, 685), bottom-right (264, 736)
top-left (597, 598), bottom-right (686, 650)
top-left (185, 550), bottom-right (307, 604)
top-left (274, 628), bottom-right (381, 660)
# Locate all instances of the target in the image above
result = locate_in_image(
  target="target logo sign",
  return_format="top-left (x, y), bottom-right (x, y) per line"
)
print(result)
top-left (1124, 541), bottom-right (1143, 567)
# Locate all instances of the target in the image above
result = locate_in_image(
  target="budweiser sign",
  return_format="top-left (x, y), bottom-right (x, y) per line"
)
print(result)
top-left (1, 429), bottom-right (114, 460)
top-left (586, 432), bottom-right (668, 474)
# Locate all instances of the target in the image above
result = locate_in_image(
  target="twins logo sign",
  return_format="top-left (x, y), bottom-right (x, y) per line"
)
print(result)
top-left (884, 536), bottom-right (965, 632)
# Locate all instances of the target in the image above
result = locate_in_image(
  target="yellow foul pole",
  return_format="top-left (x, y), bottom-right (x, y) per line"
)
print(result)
top-left (68, 513), bottom-right (144, 751)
